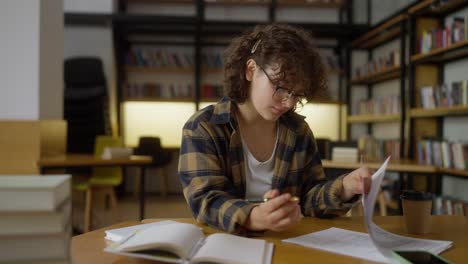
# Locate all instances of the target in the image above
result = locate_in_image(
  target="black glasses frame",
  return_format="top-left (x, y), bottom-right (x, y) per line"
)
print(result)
top-left (257, 65), bottom-right (306, 103)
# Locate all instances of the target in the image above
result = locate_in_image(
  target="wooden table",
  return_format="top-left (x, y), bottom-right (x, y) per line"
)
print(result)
top-left (72, 216), bottom-right (468, 264)
top-left (38, 154), bottom-right (153, 220)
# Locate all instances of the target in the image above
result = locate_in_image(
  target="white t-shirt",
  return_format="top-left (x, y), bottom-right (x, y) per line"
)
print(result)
top-left (242, 127), bottom-right (279, 200)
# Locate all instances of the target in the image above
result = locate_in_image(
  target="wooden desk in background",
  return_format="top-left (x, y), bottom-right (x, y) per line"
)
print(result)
top-left (321, 159), bottom-right (442, 198)
top-left (321, 159), bottom-right (438, 173)
top-left (38, 154), bottom-right (153, 220)
top-left (72, 216), bottom-right (467, 264)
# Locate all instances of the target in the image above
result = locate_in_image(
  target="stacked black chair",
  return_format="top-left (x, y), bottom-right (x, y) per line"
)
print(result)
top-left (134, 137), bottom-right (173, 196)
top-left (64, 57), bottom-right (110, 153)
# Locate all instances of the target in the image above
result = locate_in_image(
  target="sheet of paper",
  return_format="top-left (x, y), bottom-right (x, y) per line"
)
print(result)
top-left (283, 156), bottom-right (453, 263)
top-left (283, 227), bottom-right (389, 263)
top-left (362, 157), bottom-right (452, 261)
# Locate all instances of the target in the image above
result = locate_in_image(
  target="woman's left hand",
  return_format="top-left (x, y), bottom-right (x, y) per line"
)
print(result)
top-left (341, 166), bottom-right (372, 201)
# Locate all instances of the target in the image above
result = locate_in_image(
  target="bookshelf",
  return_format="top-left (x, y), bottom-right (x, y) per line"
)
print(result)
top-left (409, 105), bottom-right (468, 118)
top-left (322, 159), bottom-right (438, 173)
top-left (349, 65), bottom-right (401, 85)
top-left (347, 114), bottom-right (401, 124)
top-left (323, 0), bottom-right (468, 213)
top-left (114, 0), bottom-right (365, 105)
top-left (108, 0), bottom-right (369, 147)
top-left (276, 0), bottom-right (346, 9)
top-left (351, 14), bottom-right (407, 49)
top-left (407, 0), bottom-right (468, 193)
top-left (347, 7), bottom-right (408, 162)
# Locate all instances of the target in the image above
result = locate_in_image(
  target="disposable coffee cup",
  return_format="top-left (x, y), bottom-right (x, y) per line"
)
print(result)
top-left (400, 190), bottom-right (433, 234)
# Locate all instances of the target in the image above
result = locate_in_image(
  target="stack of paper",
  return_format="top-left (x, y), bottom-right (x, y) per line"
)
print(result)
top-left (331, 147), bottom-right (358, 163)
top-left (283, 157), bottom-right (453, 263)
top-left (0, 175), bottom-right (72, 264)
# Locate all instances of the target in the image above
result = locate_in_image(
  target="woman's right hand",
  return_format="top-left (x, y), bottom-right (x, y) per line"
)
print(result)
top-left (245, 189), bottom-right (302, 232)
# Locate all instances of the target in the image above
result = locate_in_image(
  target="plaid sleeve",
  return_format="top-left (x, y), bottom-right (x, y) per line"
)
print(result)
top-left (178, 120), bottom-right (256, 234)
top-left (301, 129), bottom-right (357, 217)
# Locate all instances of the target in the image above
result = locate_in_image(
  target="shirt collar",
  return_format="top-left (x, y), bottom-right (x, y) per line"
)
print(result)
top-left (210, 96), bottom-right (305, 133)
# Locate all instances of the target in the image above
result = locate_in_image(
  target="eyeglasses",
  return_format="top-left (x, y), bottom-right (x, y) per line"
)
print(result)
top-left (258, 65), bottom-right (307, 108)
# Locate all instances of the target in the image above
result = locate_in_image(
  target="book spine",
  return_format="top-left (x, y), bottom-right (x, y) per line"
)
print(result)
top-left (186, 237), bottom-right (206, 261)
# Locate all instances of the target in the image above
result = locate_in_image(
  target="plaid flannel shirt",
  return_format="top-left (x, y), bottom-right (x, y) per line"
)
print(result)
top-left (178, 97), bottom-right (355, 233)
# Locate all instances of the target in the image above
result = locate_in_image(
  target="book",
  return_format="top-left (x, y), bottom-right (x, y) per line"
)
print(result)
top-left (0, 226), bottom-right (71, 262)
top-left (0, 175), bottom-right (71, 211)
top-left (105, 220), bottom-right (177, 242)
top-left (0, 199), bottom-right (71, 235)
top-left (105, 222), bottom-right (274, 264)
top-left (331, 147), bottom-right (358, 163)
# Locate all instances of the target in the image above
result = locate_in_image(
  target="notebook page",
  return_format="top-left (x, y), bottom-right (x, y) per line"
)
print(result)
top-left (116, 222), bottom-right (204, 259)
top-left (283, 227), bottom-right (388, 263)
top-left (105, 220), bottom-right (177, 242)
top-left (191, 233), bottom-right (268, 264)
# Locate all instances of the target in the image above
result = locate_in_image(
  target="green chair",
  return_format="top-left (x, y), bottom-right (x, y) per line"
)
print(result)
top-left (74, 135), bottom-right (123, 232)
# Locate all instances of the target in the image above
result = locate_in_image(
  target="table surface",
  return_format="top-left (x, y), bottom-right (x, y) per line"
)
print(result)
top-left (38, 153), bottom-right (153, 220)
top-left (38, 154), bottom-right (153, 167)
top-left (72, 216), bottom-right (468, 264)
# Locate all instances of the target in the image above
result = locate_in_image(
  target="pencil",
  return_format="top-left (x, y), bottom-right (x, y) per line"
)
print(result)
top-left (246, 196), bottom-right (300, 203)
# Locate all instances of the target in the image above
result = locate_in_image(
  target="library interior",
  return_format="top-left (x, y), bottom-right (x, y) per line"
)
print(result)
top-left (1, 0), bottom-right (467, 263)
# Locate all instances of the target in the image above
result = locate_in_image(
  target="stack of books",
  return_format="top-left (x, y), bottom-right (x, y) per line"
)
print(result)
top-left (0, 175), bottom-right (72, 263)
top-left (331, 147), bottom-right (358, 163)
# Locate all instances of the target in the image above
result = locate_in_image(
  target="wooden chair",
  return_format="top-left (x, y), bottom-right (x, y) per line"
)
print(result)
top-left (74, 135), bottom-right (123, 232)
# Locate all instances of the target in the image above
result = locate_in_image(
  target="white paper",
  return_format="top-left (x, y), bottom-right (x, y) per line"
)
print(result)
top-left (362, 157), bottom-right (452, 262)
top-left (101, 147), bottom-right (133, 159)
top-left (283, 156), bottom-right (453, 263)
top-left (283, 227), bottom-right (389, 263)
top-left (105, 220), bottom-right (177, 242)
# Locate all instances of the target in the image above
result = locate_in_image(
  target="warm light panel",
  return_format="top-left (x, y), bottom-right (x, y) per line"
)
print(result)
top-left (122, 102), bottom-right (196, 148)
top-left (202, 101), bottom-right (341, 141)
top-left (299, 103), bottom-right (340, 141)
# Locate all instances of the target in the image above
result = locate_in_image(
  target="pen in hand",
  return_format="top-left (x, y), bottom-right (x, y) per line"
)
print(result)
top-left (246, 196), bottom-right (300, 204)
top-left (360, 154), bottom-right (364, 191)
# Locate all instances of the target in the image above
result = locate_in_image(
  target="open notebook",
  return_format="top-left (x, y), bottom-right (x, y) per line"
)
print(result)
top-left (104, 222), bottom-right (274, 264)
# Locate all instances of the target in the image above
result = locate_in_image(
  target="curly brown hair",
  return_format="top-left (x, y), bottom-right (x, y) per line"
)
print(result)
top-left (223, 24), bottom-right (329, 104)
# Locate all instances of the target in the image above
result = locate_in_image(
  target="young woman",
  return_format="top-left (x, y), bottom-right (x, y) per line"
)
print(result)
top-left (178, 24), bottom-right (371, 234)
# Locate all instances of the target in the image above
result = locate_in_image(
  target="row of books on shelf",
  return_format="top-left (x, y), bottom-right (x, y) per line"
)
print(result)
top-left (0, 175), bottom-right (71, 263)
top-left (126, 48), bottom-right (224, 70)
top-left (321, 54), bottom-right (341, 73)
top-left (417, 139), bottom-right (468, 170)
top-left (126, 48), bottom-right (193, 69)
top-left (417, 16), bottom-right (467, 54)
top-left (356, 95), bottom-right (400, 115)
top-left (201, 83), bottom-right (224, 99)
top-left (126, 82), bottom-right (194, 99)
top-left (358, 136), bottom-right (401, 161)
top-left (353, 49), bottom-right (400, 79)
top-left (420, 80), bottom-right (468, 109)
top-left (205, 0), bottom-right (344, 4)
top-left (433, 196), bottom-right (468, 216)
